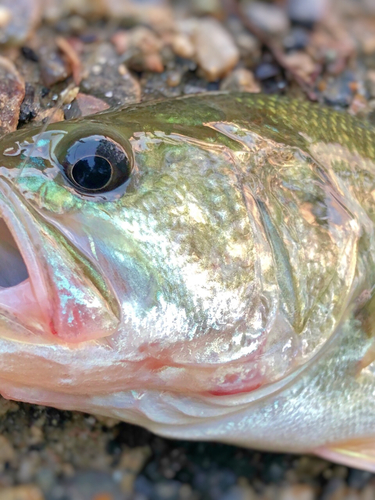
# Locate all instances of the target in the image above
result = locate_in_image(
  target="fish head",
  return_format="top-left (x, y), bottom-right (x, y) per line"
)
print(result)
top-left (0, 109), bottom-right (266, 396)
top-left (0, 97), bottom-right (362, 399)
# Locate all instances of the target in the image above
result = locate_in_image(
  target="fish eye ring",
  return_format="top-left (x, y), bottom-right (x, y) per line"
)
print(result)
top-left (60, 135), bottom-right (131, 193)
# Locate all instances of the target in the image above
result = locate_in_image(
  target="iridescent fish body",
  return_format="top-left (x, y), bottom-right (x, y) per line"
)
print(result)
top-left (1, 93), bottom-right (375, 470)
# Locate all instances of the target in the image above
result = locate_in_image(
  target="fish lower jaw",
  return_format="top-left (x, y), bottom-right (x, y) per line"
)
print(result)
top-left (0, 213), bottom-right (44, 329)
top-left (0, 193), bottom-right (52, 337)
top-left (0, 278), bottom-right (46, 332)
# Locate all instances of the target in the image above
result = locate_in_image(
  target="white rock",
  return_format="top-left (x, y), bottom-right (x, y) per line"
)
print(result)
top-left (244, 1), bottom-right (290, 36)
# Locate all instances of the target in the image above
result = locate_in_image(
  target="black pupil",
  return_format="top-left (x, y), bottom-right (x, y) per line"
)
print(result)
top-left (61, 135), bottom-right (130, 194)
top-left (72, 155), bottom-right (112, 190)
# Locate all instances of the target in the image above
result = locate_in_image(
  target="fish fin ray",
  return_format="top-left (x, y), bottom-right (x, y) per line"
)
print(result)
top-left (314, 438), bottom-right (375, 472)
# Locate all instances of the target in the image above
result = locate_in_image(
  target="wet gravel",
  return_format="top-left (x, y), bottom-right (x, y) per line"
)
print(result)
top-left (1, 0), bottom-right (375, 498)
top-left (2, 399), bottom-right (375, 500)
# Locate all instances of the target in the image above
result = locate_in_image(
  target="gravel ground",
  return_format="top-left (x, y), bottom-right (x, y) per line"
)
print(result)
top-left (1, 398), bottom-right (375, 500)
top-left (1, 0), bottom-right (375, 499)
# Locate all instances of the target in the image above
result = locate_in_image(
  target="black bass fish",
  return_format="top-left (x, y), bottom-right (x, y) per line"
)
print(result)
top-left (1, 92), bottom-right (375, 470)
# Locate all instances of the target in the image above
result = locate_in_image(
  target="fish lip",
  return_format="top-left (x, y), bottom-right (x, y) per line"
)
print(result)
top-left (0, 177), bottom-right (49, 334)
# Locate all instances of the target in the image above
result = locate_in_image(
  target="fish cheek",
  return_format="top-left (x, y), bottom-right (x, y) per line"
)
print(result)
top-left (128, 138), bottom-right (361, 395)
top-left (14, 170), bottom-right (82, 215)
top-left (117, 143), bottom-right (266, 374)
top-left (8, 172), bottom-right (121, 342)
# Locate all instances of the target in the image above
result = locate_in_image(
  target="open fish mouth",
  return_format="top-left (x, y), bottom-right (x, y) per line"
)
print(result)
top-left (0, 176), bottom-right (120, 342)
top-left (0, 212), bottom-right (40, 331)
top-left (0, 178), bottom-right (49, 335)
top-left (0, 217), bottom-right (29, 288)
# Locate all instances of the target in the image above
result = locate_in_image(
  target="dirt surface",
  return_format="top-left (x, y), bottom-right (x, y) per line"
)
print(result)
top-left (1, 0), bottom-right (375, 498)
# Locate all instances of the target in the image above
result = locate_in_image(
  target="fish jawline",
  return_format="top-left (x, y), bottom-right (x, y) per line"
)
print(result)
top-left (0, 198), bottom-right (46, 334)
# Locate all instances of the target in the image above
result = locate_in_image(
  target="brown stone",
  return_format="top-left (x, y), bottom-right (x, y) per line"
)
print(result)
top-left (194, 18), bottom-right (239, 81)
top-left (35, 107), bottom-right (65, 124)
top-left (39, 47), bottom-right (72, 87)
top-left (171, 33), bottom-right (195, 59)
top-left (0, 56), bottom-right (25, 136)
top-left (75, 93), bottom-right (110, 116)
top-left (220, 68), bottom-right (260, 93)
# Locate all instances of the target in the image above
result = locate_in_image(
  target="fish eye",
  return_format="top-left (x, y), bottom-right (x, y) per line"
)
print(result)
top-left (60, 135), bottom-right (131, 193)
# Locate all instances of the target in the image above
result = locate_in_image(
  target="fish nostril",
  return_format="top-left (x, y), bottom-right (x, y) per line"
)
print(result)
top-left (0, 218), bottom-right (29, 288)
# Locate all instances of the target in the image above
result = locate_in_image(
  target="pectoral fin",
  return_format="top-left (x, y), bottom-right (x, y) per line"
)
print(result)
top-left (314, 438), bottom-right (375, 472)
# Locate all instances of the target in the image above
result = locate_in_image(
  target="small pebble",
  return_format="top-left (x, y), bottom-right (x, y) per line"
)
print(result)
top-left (294, 456), bottom-right (330, 479)
top-left (0, 436), bottom-right (15, 468)
top-left (322, 71), bottom-right (356, 108)
top-left (283, 51), bottom-right (316, 79)
top-left (59, 85), bottom-right (80, 105)
top-left (167, 70), bottom-right (182, 87)
top-left (226, 18), bottom-right (261, 66)
top-left (21, 46), bottom-right (39, 62)
top-left (0, 397), bottom-right (18, 416)
top-left (105, 0), bottom-right (174, 32)
top-left (91, 64), bottom-right (102, 75)
top-left (236, 34), bottom-right (261, 63)
top-left (118, 446), bottom-right (151, 474)
top-left (68, 93), bottom-right (110, 118)
top-left (347, 469), bottom-right (373, 490)
top-left (287, 0), bottom-right (328, 24)
top-left (244, 1), bottom-right (290, 36)
top-left (283, 28), bottom-right (310, 51)
top-left (255, 62), bottom-right (281, 81)
top-left (66, 15), bottom-right (86, 34)
top-left (220, 68), bottom-right (260, 93)
top-left (0, 56), bottom-right (25, 135)
top-left (111, 30), bottom-right (128, 55)
top-left (193, 18), bottom-right (239, 81)
top-left (0, 0), bottom-right (42, 46)
top-left (143, 53), bottom-right (164, 73)
top-left (0, 6), bottom-right (11, 28)
top-left (36, 108), bottom-right (65, 124)
top-left (171, 33), bottom-right (195, 59)
top-left (128, 26), bottom-right (163, 56)
top-left (321, 478), bottom-right (348, 500)
top-left (279, 484), bottom-right (315, 500)
top-left (39, 48), bottom-right (71, 87)
top-left (124, 26), bottom-right (165, 73)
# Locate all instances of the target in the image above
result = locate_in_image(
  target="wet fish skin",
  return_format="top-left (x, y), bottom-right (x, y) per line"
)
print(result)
top-left (0, 93), bottom-right (375, 469)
